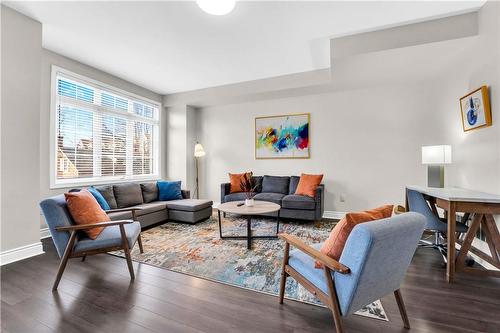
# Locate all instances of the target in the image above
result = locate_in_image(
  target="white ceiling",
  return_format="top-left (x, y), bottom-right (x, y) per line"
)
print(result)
top-left (5, 1), bottom-right (484, 94)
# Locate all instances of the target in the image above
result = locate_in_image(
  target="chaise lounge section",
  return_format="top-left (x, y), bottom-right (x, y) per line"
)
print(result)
top-left (81, 182), bottom-right (213, 227)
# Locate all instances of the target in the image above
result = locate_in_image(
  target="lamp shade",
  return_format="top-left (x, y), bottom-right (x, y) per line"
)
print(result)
top-left (421, 145), bottom-right (452, 165)
top-left (194, 143), bottom-right (206, 157)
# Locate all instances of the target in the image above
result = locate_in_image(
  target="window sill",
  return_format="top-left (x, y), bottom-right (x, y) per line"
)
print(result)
top-left (50, 175), bottom-right (161, 190)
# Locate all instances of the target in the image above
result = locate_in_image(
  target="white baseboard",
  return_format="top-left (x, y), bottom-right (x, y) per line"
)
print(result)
top-left (214, 202), bottom-right (343, 220)
top-left (0, 242), bottom-right (45, 266)
top-left (323, 211), bottom-right (346, 220)
top-left (40, 227), bottom-right (51, 239)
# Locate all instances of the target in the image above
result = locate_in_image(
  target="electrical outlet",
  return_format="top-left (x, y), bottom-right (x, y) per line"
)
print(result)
top-left (339, 193), bottom-right (346, 202)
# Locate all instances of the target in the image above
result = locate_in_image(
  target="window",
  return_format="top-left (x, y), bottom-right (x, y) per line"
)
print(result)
top-left (51, 66), bottom-right (160, 188)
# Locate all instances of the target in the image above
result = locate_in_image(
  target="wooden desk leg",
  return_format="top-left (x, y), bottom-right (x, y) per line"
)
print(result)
top-left (446, 202), bottom-right (456, 283)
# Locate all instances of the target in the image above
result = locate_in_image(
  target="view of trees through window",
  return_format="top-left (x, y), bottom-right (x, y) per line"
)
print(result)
top-left (54, 70), bottom-right (159, 185)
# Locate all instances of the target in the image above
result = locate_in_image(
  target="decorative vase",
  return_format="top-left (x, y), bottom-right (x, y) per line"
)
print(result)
top-left (245, 198), bottom-right (254, 207)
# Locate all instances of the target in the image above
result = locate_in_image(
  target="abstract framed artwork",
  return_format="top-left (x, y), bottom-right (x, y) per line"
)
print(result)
top-left (460, 86), bottom-right (492, 132)
top-left (255, 113), bottom-right (310, 159)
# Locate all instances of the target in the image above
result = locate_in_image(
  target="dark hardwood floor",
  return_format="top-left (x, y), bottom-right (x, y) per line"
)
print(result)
top-left (2, 238), bottom-right (500, 333)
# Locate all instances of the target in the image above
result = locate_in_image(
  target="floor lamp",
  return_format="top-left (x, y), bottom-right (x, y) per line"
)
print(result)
top-left (194, 142), bottom-right (206, 199)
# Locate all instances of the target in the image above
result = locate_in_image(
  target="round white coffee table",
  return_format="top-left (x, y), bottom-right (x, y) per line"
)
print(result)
top-left (217, 201), bottom-right (281, 249)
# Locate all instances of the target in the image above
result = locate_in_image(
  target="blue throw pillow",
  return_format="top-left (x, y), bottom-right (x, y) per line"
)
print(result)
top-left (88, 186), bottom-right (111, 210)
top-left (157, 181), bottom-right (182, 201)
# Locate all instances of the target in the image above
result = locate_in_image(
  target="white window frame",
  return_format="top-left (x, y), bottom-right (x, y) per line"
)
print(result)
top-left (50, 65), bottom-right (161, 189)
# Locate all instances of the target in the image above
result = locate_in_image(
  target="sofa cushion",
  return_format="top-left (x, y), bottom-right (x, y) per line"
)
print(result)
top-left (158, 180), bottom-right (183, 201)
top-left (94, 185), bottom-right (118, 209)
top-left (107, 210), bottom-right (132, 221)
top-left (64, 190), bottom-right (107, 239)
top-left (252, 176), bottom-right (263, 193)
top-left (88, 186), bottom-right (111, 210)
top-left (224, 192), bottom-right (256, 202)
top-left (113, 183), bottom-right (143, 208)
top-left (282, 194), bottom-right (316, 210)
top-left (166, 199), bottom-right (213, 212)
top-left (261, 175), bottom-right (290, 195)
top-left (253, 192), bottom-right (285, 205)
top-left (141, 182), bottom-right (158, 203)
top-left (289, 176), bottom-right (300, 194)
top-left (131, 202), bottom-right (168, 216)
top-left (74, 221), bottom-right (141, 253)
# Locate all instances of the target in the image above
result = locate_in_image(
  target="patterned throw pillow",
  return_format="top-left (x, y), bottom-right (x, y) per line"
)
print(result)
top-left (315, 205), bottom-right (393, 268)
top-left (64, 189), bottom-right (110, 239)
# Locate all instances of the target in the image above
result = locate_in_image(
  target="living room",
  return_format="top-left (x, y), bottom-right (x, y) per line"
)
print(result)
top-left (1, 1), bottom-right (500, 332)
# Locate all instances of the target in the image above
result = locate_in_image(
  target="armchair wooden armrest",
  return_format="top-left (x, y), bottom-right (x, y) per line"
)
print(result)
top-left (278, 233), bottom-right (350, 274)
top-left (55, 220), bottom-right (134, 232)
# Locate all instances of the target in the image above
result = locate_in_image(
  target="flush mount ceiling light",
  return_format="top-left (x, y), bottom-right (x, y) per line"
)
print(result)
top-left (196, 0), bottom-right (236, 16)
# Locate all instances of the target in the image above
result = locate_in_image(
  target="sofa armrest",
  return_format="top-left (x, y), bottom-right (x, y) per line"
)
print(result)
top-left (314, 184), bottom-right (325, 219)
top-left (278, 233), bottom-right (350, 274)
top-left (221, 183), bottom-right (230, 203)
top-left (181, 190), bottom-right (190, 199)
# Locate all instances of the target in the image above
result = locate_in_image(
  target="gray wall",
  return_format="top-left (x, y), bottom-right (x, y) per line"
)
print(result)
top-left (167, 2), bottom-right (499, 214)
top-left (1, 6), bottom-right (164, 254)
top-left (1, 6), bottom-right (42, 252)
top-left (196, 83), bottom-right (443, 211)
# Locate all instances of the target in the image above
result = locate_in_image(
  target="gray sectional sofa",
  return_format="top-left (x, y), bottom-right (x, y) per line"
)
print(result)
top-left (86, 182), bottom-right (213, 228)
top-left (221, 175), bottom-right (324, 221)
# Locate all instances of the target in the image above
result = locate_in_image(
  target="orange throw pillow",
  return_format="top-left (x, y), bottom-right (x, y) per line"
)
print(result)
top-left (295, 173), bottom-right (323, 197)
top-left (229, 172), bottom-right (253, 193)
top-left (64, 190), bottom-right (109, 239)
top-left (315, 205), bottom-right (393, 268)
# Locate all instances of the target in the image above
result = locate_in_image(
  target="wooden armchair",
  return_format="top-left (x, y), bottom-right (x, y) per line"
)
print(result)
top-left (40, 196), bottom-right (144, 291)
top-left (278, 213), bottom-right (426, 333)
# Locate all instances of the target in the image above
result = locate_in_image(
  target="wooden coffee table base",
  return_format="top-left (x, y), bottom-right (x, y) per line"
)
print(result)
top-left (217, 210), bottom-right (280, 250)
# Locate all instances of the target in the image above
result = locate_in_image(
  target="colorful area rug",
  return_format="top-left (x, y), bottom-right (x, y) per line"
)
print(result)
top-left (114, 215), bottom-right (387, 321)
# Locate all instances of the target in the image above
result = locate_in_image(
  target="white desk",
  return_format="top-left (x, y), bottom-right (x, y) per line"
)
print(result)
top-left (406, 186), bottom-right (500, 283)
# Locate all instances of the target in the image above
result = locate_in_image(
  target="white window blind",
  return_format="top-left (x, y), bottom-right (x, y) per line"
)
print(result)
top-left (51, 67), bottom-right (160, 188)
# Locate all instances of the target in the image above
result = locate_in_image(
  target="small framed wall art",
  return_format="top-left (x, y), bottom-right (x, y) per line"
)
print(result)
top-left (460, 85), bottom-right (492, 132)
top-left (255, 113), bottom-right (310, 159)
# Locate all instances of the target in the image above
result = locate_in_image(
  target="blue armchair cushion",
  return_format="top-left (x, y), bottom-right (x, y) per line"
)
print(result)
top-left (88, 186), bottom-right (111, 210)
top-left (288, 243), bottom-right (330, 294)
top-left (73, 221), bottom-right (141, 253)
top-left (157, 180), bottom-right (182, 201)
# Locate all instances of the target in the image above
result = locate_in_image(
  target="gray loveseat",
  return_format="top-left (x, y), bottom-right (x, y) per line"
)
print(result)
top-left (82, 182), bottom-right (213, 228)
top-left (221, 175), bottom-right (324, 221)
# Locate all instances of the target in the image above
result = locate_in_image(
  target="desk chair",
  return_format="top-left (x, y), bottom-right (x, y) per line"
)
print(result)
top-left (279, 213), bottom-right (425, 333)
top-left (40, 194), bottom-right (143, 291)
top-left (406, 189), bottom-right (468, 264)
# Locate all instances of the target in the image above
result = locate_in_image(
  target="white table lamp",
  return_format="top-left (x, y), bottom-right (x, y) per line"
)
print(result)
top-left (194, 143), bottom-right (205, 199)
top-left (422, 145), bottom-right (452, 188)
